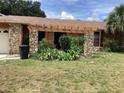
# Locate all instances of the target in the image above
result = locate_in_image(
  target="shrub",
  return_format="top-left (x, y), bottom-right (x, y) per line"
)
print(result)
top-left (59, 35), bottom-right (71, 51)
top-left (30, 48), bottom-right (81, 61)
top-left (30, 52), bottom-right (40, 60)
top-left (39, 48), bottom-right (59, 61)
top-left (101, 48), bottom-right (111, 52)
top-left (30, 47), bottom-right (82, 61)
top-left (57, 46), bottom-right (81, 61)
top-left (59, 35), bottom-right (84, 52)
top-left (30, 36), bottom-right (84, 61)
top-left (78, 36), bottom-right (85, 52)
top-left (68, 46), bottom-right (81, 60)
top-left (58, 51), bottom-right (72, 61)
top-left (103, 38), bottom-right (119, 52)
top-left (79, 35), bottom-right (84, 45)
top-left (38, 38), bottom-right (53, 52)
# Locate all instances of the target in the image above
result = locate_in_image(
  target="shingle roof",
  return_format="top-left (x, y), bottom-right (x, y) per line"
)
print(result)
top-left (0, 15), bottom-right (106, 29)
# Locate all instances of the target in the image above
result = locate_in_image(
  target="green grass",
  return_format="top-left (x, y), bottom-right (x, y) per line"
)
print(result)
top-left (0, 52), bottom-right (124, 93)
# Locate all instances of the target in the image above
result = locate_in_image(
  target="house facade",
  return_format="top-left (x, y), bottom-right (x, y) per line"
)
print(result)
top-left (0, 16), bottom-right (106, 56)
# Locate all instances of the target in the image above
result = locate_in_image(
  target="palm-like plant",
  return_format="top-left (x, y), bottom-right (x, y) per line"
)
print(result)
top-left (107, 4), bottom-right (124, 32)
top-left (107, 4), bottom-right (124, 46)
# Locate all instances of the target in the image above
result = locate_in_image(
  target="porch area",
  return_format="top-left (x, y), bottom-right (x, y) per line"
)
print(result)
top-left (26, 23), bottom-right (105, 56)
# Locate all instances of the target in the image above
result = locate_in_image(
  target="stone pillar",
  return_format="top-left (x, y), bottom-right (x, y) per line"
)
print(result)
top-left (84, 33), bottom-right (94, 56)
top-left (29, 30), bottom-right (38, 54)
top-left (9, 24), bottom-right (22, 54)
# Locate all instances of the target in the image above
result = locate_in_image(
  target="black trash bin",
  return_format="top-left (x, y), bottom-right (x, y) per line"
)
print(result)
top-left (19, 45), bottom-right (29, 59)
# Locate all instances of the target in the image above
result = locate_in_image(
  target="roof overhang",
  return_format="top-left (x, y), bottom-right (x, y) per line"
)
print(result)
top-left (0, 15), bottom-right (106, 33)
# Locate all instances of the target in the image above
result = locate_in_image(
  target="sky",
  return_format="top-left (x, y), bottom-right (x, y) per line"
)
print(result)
top-left (32, 0), bottom-right (124, 21)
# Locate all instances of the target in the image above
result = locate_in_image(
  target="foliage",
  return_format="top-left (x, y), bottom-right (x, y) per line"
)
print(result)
top-left (106, 4), bottom-right (124, 48)
top-left (38, 38), bottom-right (54, 52)
top-left (31, 36), bottom-right (84, 61)
top-left (101, 48), bottom-right (111, 52)
top-left (107, 4), bottom-right (124, 33)
top-left (79, 35), bottom-right (85, 45)
top-left (59, 35), bottom-right (84, 52)
top-left (31, 47), bottom-right (81, 61)
top-left (57, 46), bottom-right (81, 61)
top-left (59, 35), bottom-right (71, 52)
top-left (0, 0), bottom-right (46, 17)
top-left (30, 52), bottom-right (40, 60)
top-left (57, 51), bottom-right (72, 61)
top-left (67, 45), bottom-right (82, 60)
top-left (39, 48), bottom-right (59, 61)
top-left (103, 38), bottom-right (119, 52)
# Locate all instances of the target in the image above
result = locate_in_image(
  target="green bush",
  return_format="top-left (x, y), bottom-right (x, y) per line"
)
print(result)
top-left (57, 51), bottom-right (72, 61)
top-left (79, 36), bottom-right (84, 45)
top-left (101, 48), bottom-right (111, 52)
top-left (30, 48), bottom-right (81, 61)
top-left (103, 38), bottom-right (119, 52)
top-left (39, 48), bottom-right (59, 61)
top-left (30, 52), bottom-right (40, 60)
top-left (38, 38), bottom-right (54, 52)
top-left (59, 35), bottom-right (71, 51)
top-left (30, 36), bottom-right (84, 61)
top-left (57, 46), bottom-right (81, 61)
top-left (71, 45), bottom-right (82, 58)
top-left (59, 35), bottom-right (84, 52)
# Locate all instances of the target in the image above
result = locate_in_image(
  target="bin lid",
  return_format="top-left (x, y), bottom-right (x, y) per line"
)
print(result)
top-left (20, 45), bottom-right (28, 47)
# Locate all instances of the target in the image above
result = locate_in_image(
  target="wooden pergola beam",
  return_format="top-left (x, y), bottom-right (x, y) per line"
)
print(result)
top-left (28, 24), bottom-right (100, 34)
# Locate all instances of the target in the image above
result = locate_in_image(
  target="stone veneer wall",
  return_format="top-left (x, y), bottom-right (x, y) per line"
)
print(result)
top-left (29, 30), bottom-right (38, 54)
top-left (84, 33), bottom-right (94, 56)
top-left (9, 24), bottom-right (22, 54)
top-left (84, 32), bottom-right (100, 56)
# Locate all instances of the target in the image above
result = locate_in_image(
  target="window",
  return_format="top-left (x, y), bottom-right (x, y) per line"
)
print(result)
top-left (94, 32), bottom-right (100, 46)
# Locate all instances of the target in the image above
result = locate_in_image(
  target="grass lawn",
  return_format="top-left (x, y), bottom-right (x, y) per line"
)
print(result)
top-left (0, 52), bottom-right (124, 93)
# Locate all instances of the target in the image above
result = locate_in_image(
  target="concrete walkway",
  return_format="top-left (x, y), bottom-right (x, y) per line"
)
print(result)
top-left (0, 54), bottom-right (20, 60)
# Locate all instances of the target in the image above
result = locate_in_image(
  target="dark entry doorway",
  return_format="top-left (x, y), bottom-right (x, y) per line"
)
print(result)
top-left (22, 25), bottom-right (29, 45)
top-left (38, 31), bottom-right (45, 43)
top-left (54, 32), bottom-right (66, 49)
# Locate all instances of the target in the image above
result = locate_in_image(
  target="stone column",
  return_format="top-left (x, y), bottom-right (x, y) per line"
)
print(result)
top-left (29, 30), bottom-right (38, 54)
top-left (84, 33), bottom-right (94, 56)
top-left (9, 24), bottom-right (22, 54)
